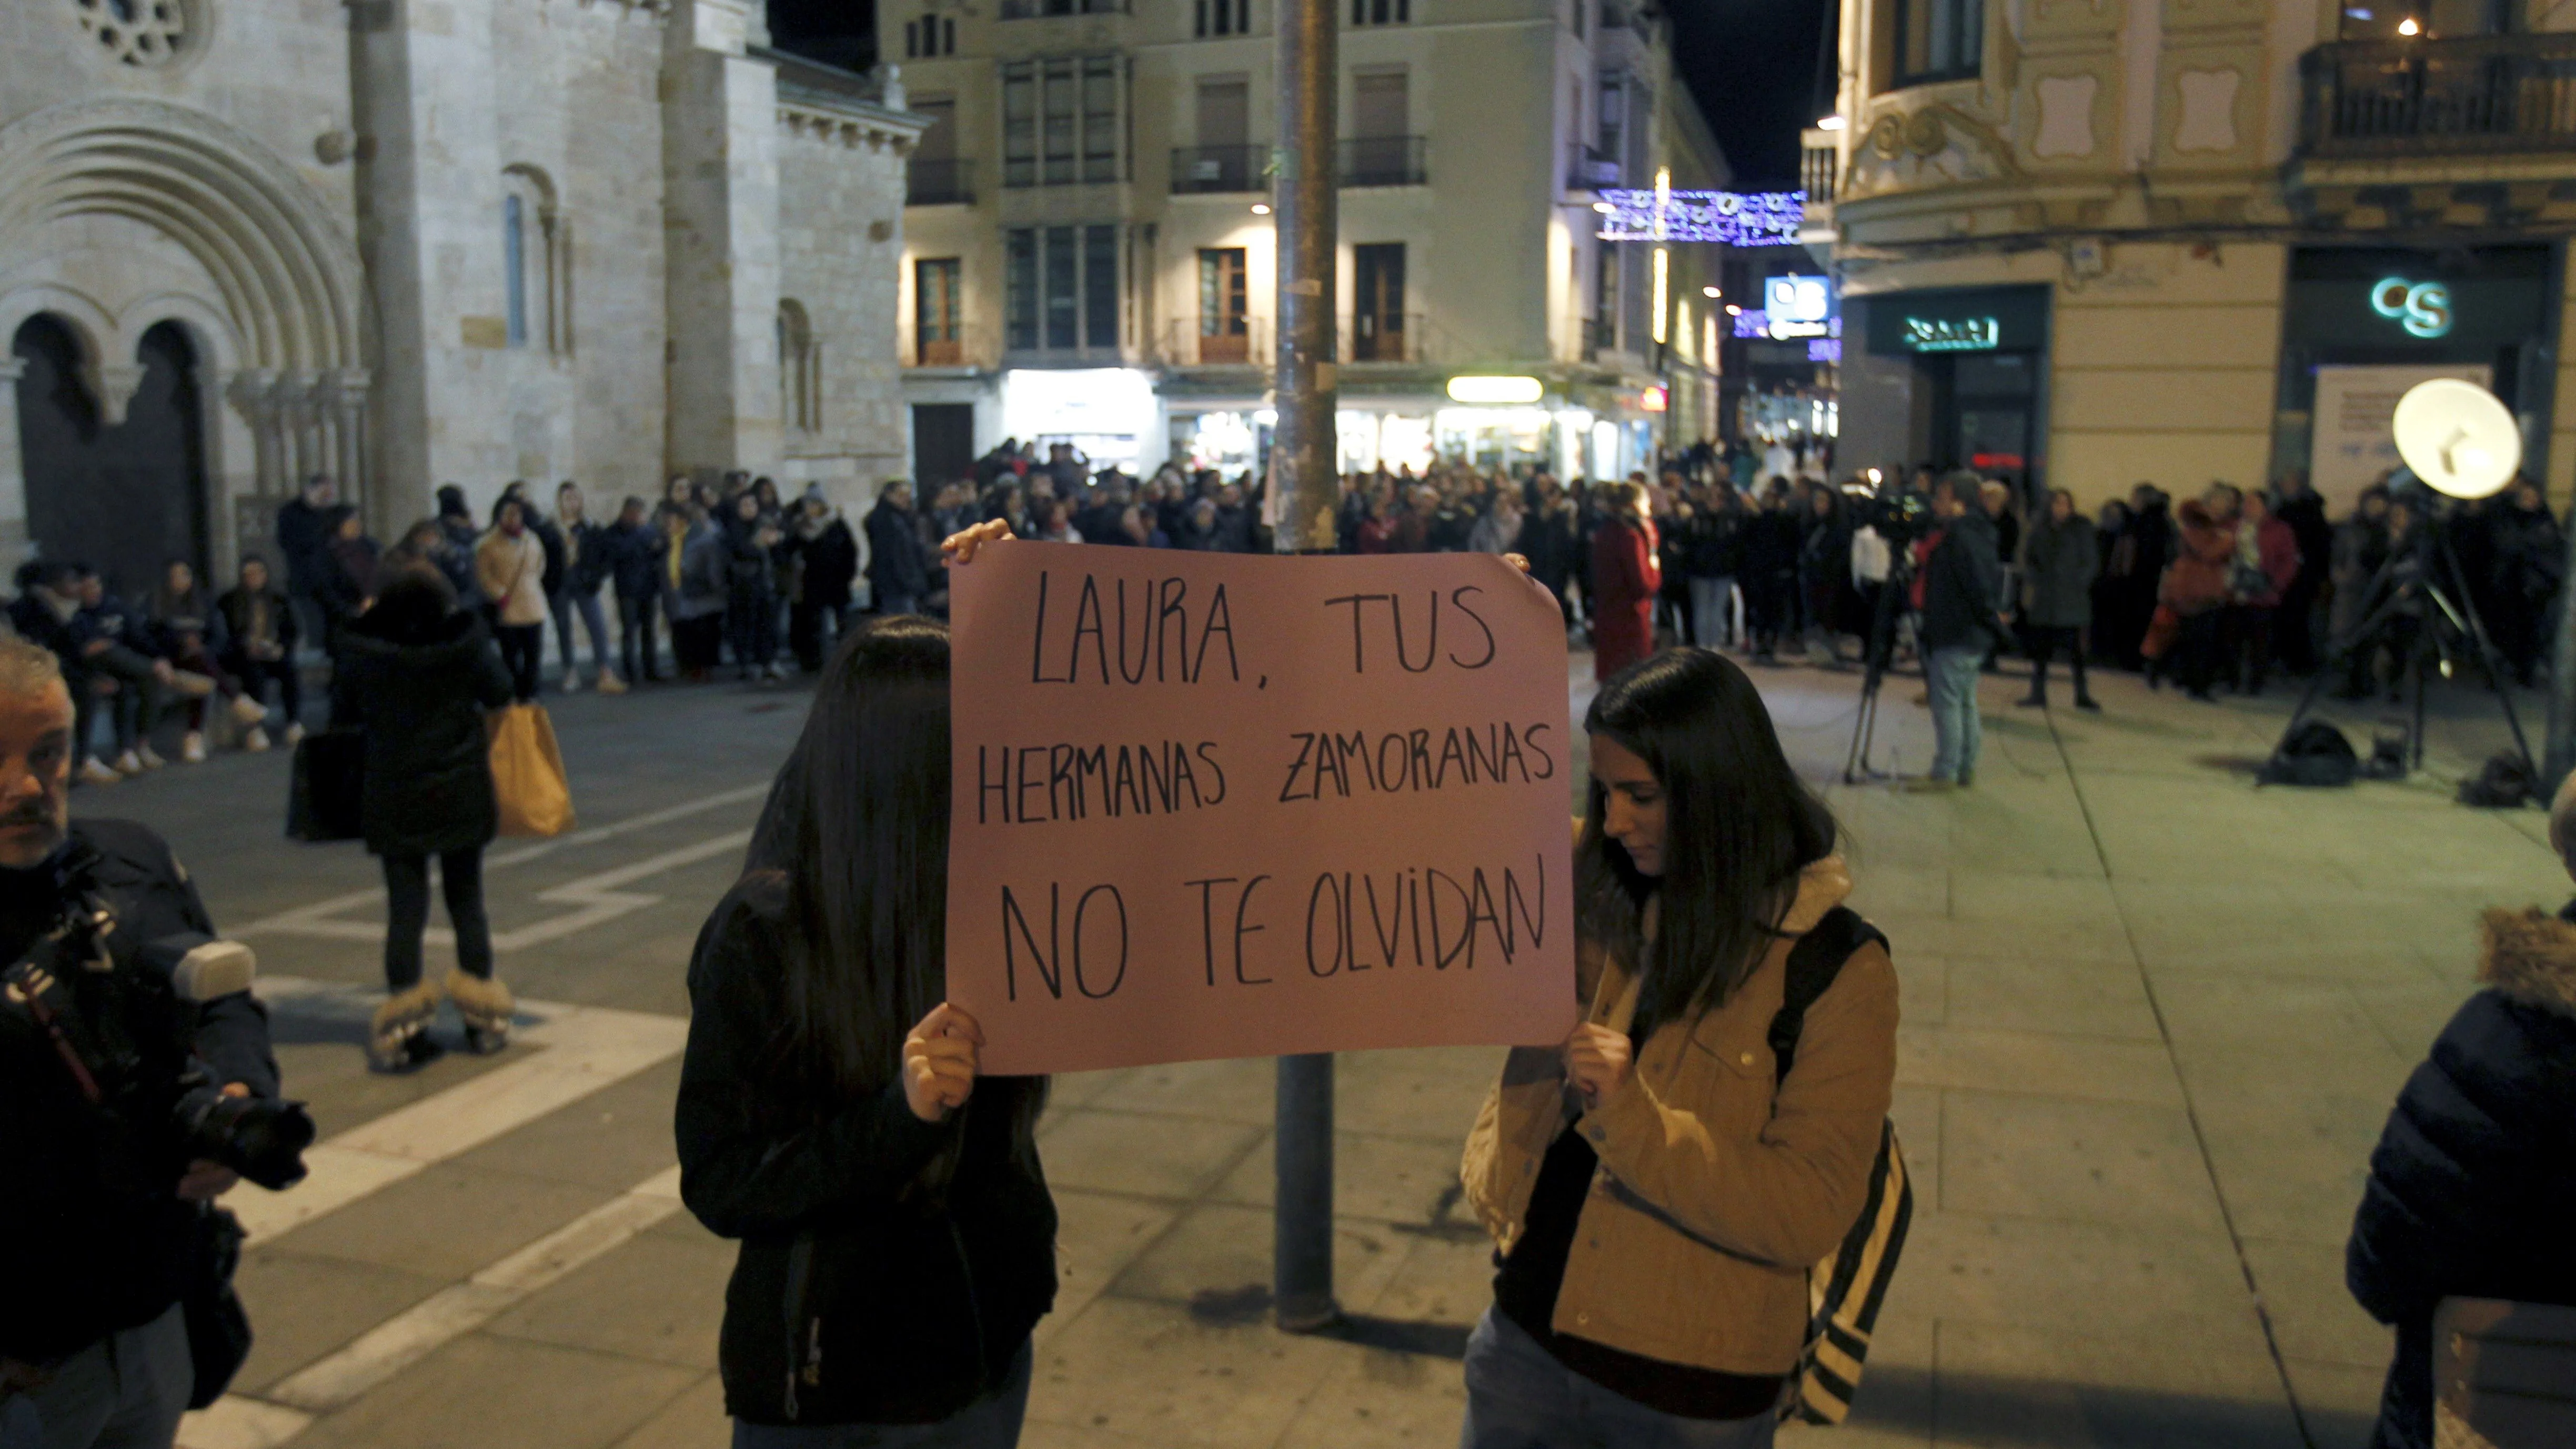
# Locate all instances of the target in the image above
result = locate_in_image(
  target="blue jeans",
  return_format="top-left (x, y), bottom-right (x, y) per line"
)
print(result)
top-left (731, 1343), bottom-right (1032, 1449)
top-left (1927, 645), bottom-right (1986, 783)
top-left (0, 1303), bottom-right (190, 1449)
top-left (552, 587), bottom-right (613, 677)
top-left (1460, 1310), bottom-right (1777, 1449)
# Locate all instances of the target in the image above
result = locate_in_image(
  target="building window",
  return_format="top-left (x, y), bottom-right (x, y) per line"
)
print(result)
top-left (1007, 226), bottom-right (1121, 353)
top-left (999, 0), bottom-right (1120, 18)
top-left (1350, 0), bottom-right (1408, 23)
top-left (1570, 0), bottom-right (1583, 37)
top-left (1353, 243), bottom-right (1405, 361)
top-left (1005, 57), bottom-right (1122, 188)
top-left (917, 258), bottom-right (963, 364)
top-left (1893, 0), bottom-right (1981, 86)
top-left (778, 300), bottom-right (820, 431)
top-left (1194, 0), bottom-right (1249, 35)
top-left (500, 165), bottom-right (568, 354)
top-left (1198, 247), bottom-right (1250, 364)
top-left (903, 12), bottom-right (955, 57)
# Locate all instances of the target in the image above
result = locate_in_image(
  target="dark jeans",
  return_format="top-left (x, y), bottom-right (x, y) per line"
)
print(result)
top-left (2175, 610), bottom-right (2226, 697)
top-left (730, 1342), bottom-right (1032, 1448)
top-left (672, 612), bottom-right (724, 673)
top-left (79, 645), bottom-right (164, 757)
top-left (1459, 1310), bottom-right (1776, 1449)
top-left (728, 589), bottom-right (778, 671)
top-left (790, 599), bottom-right (849, 672)
top-left (618, 592), bottom-right (662, 680)
top-left (380, 848), bottom-right (492, 992)
top-left (2226, 604), bottom-right (2277, 695)
top-left (224, 652), bottom-right (303, 725)
top-left (496, 622), bottom-right (545, 701)
top-left (2024, 624), bottom-right (2089, 702)
top-left (3, 1302), bottom-right (190, 1449)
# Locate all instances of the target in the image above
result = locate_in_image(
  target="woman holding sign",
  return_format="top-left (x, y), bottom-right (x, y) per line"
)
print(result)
top-left (1458, 647), bottom-right (1900, 1447)
top-left (677, 615), bottom-right (1056, 1446)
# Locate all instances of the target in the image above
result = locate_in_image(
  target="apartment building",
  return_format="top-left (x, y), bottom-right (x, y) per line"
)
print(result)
top-left (888, 0), bottom-right (1724, 489)
top-left (1817, 0), bottom-right (2576, 508)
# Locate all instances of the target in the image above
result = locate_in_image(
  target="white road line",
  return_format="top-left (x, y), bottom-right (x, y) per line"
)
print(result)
top-left (225, 977), bottom-right (688, 1243)
top-left (233, 781), bottom-right (771, 942)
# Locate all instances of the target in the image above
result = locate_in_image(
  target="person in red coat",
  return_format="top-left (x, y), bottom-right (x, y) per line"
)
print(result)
top-left (1588, 479), bottom-right (1661, 681)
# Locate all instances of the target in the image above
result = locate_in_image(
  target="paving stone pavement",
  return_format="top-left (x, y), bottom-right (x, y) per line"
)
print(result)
top-left (83, 652), bottom-right (2559, 1449)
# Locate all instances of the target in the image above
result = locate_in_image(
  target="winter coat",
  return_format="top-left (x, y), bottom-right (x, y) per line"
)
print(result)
top-left (1589, 517), bottom-right (1660, 680)
top-left (329, 608), bottom-right (515, 858)
top-left (722, 516), bottom-right (778, 605)
top-left (864, 501), bottom-right (930, 602)
top-left (2018, 516), bottom-right (2099, 629)
top-left (605, 520), bottom-right (663, 602)
top-left (679, 874), bottom-right (1058, 1426)
top-left (667, 522), bottom-right (729, 623)
top-left (476, 529), bottom-right (550, 627)
top-left (2236, 516), bottom-right (2300, 610)
top-left (0, 819), bottom-right (280, 1363)
top-left (528, 515), bottom-right (568, 598)
top-left (2347, 907), bottom-right (2576, 1449)
top-left (2488, 502), bottom-right (2565, 604)
top-left (792, 519), bottom-right (861, 611)
top-left (215, 585), bottom-right (299, 663)
top-left (1467, 510), bottom-right (1524, 556)
top-left (559, 518), bottom-right (614, 597)
top-left (2159, 499), bottom-right (2238, 617)
top-left (1462, 856), bottom-right (1897, 1377)
top-left (1917, 510), bottom-right (2005, 654)
top-left (274, 497), bottom-right (333, 596)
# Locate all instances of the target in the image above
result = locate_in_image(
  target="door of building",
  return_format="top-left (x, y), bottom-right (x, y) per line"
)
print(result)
top-left (1198, 247), bottom-right (1249, 364)
top-left (911, 402), bottom-right (975, 489)
top-left (1943, 351), bottom-right (2038, 490)
top-left (12, 315), bottom-right (210, 600)
top-left (1353, 243), bottom-right (1406, 361)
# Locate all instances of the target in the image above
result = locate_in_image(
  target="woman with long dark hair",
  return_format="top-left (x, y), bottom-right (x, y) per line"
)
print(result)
top-left (678, 615), bottom-right (1055, 1446)
top-left (1459, 647), bottom-right (1899, 1447)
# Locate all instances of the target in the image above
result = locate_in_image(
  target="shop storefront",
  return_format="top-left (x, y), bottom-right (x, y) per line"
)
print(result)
top-left (1841, 283), bottom-right (2051, 491)
top-left (2272, 245), bottom-right (2558, 509)
top-left (1000, 367), bottom-right (1164, 472)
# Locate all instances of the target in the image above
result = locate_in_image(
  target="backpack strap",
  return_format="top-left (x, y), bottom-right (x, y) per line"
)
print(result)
top-left (1768, 905), bottom-right (1888, 1086)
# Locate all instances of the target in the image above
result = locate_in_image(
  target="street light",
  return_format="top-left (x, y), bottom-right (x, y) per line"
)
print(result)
top-left (1815, 115), bottom-right (1846, 132)
top-left (1703, 286), bottom-right (1720, 298)
top-left (2397, 15), bottom-right (2420, 33)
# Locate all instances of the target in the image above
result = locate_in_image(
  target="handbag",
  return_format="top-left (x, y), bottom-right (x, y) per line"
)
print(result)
top-left (2434, 1297), bottom-right (2576, 1448)
top-left (488, 703), bottom-right (575, 837)
top-left (181, 1204), bottom-right (253, 1408)
top-left (286, 729), bottom-right (365, 842)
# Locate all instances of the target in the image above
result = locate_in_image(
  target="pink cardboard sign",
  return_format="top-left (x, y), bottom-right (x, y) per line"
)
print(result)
top-left (945, 542), bottom-right (1579, 1076)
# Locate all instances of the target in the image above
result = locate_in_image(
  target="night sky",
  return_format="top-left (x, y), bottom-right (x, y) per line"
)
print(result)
top-left (764, 0), bottom-right (1835, 189)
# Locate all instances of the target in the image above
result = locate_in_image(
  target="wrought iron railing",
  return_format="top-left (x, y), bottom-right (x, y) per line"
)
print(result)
top-left (1340, 135), bottom-right (1427, 187)
top-left (2299, 33), bottom-right (2576, 157)
top-left (1171, 144), bottom-right (1267, 194)
top-left (906, 158), bottom-right (974, 207)
top-left (1801, 138), bottom-right (1838, 205)
top-left (1161, 317), bottom-right (1271, 366)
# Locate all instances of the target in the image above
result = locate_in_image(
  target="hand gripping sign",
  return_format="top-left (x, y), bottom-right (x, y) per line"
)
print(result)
top-left (945, 544), bottom-right (1579, 1076)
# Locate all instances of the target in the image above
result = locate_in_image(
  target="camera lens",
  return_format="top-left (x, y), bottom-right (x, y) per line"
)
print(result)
top-left (178, 1090), bottom-right (318, 1191)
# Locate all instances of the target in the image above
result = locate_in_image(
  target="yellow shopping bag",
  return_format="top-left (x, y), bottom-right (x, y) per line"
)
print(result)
top-left (488, 703), bottom-right (575, 838)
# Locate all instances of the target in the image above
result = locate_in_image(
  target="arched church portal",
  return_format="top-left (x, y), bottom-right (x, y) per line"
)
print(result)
top-left (12, 314), bottom-right (212, 599)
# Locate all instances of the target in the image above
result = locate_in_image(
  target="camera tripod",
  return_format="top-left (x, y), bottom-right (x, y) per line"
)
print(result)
top-left (1843, 551), bottom-right (1919, 784)
top-left (2263, 514), bottom-right (2535, 784)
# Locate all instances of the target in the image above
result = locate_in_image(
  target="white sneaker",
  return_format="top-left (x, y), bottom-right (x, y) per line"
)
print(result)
top-left (595, 670), bottom-right (628, 695)
top-left (79, 757), bottom-right (122, 785)
top-left (136, 744), bottom-right (165, 770)
top-left (182, 732), bottom-right (206, 764)
top-left (114, 750), bottom-right (146, 777)
top-left (229, 693), bottom-right (269, 726)
top-left (562, 672), bottom-right (585, 693)
top-left (283, 722), bottom-right (305, 748)
top-left (243, 726), bottom-right (271, 753)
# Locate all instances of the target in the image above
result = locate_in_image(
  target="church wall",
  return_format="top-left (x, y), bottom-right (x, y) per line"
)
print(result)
top-left (776, 116), bottom-right (912, 511)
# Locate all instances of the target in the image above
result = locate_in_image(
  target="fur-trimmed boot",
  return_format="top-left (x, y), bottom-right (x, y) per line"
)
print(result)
top-left (369, 980), bottom-right (444, 1073)
top-left (447, 969), bottom-right (516, 1054)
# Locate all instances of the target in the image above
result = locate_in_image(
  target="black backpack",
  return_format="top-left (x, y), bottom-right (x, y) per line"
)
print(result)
top-left (2458, 751), bottom-right (2538, 809)
top-left (2261, 720), bottom-right (2358, 788)
top-left (1769, 906), bottom-right (1914, 1424)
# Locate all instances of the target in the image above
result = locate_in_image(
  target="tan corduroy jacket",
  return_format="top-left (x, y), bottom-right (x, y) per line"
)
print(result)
top-left (1459, 854), bottom-right (1898, 1376)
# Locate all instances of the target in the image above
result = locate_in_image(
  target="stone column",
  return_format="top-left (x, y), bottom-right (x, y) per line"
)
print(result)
top-left (227, 370), bottom-right (283, 497)
top-left (0, 358), bottom-right (28, 576)
top-left (663, 0), bottom-right (782, 479)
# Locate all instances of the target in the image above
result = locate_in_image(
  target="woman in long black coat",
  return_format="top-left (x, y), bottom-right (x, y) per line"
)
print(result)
top-left (334, 563), bottom-right (516, 1071)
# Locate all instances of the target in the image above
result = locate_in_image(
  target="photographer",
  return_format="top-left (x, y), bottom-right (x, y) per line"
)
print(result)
top-left (0, 636), bottom-right (300, 1449)
top-left (1914, 474), bottom-right (2006, 789)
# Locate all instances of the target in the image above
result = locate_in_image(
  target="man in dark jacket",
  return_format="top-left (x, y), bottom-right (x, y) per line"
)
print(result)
top-left (2273, 471), bottom-right (2332, 675)
top-left (2347, 775), bottom-right (2576, 1449)
top-left (864, 482), bottom-right (930, 617)
top-left (785, 499), bottom-right (860, 672)
top-left (273, 473), bottom-right (337, 649)
top-left (605, 498), bottom-right (666, 683)
top-left (1916, 474), bottom-right (2006, 788)
top-left (1, 635), bottom-right (286, 1447)
top-left (2017, 489), bottom-right (2100, 711)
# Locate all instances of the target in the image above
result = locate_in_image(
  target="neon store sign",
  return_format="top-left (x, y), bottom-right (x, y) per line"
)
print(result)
top-left (2370, 276), bottom-right (2452, 339)
top-left (1901, 316), bottom-right (2000, 351)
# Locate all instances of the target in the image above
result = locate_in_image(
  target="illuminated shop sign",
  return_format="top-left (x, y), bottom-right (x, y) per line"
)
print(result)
top-left (2370, 276), bottom-right (2453, 339)
top-left (1595, 189), bottom-right (1804, 247)
top-left (1901, 316), bottom-right (2000, 351)
top-left (1760, 275), bottom-right (1833, 338)
top-left (1734, 311), bottom-right (1844, 342)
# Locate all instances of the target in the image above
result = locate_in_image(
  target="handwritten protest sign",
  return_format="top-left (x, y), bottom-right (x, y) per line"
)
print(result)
top-left (945, 543), bottom-right (1578, 1075)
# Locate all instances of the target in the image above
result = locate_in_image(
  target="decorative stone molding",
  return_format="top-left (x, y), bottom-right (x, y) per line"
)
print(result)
top-left (2174, 67), bottom-right (2241, 153)
top-left (778, 103), bottom-right (918, 155)
top-left (1846, 104), bottom-right (2017, 200)
top-left (2033, 74), bottom-right (2099, 158)
top-left (94, 362), bottom-right (147, 426)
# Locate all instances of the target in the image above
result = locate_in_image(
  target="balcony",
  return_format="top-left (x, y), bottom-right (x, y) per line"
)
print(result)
top-left (1171, 144), bottom-right (1267, 194)
top-left (1341, 312), bottom-right (1443, 364)
top-left (908, 324), bottom-right (991, 368)
top-left (2298, 32), bottom-right (2576, 158)
top-left (1340, 135), bottom-right (1427, 187)
top-left (1163, 317), bottom-right (1271, 367)
top-left (1566, 143), bottom-right (1620, 190)
top-left (907, 158), bottom-right (974, 207)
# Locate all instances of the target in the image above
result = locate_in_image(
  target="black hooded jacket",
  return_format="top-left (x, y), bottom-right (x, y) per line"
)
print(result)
top-left (330, 609), bottom-right (515, 857)
top-left (1918, 508), bottom-right (2006, 653)
top-left (677, 874), bottom-right (1058, 1426)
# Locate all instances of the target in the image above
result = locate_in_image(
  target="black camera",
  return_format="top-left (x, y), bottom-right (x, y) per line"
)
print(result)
top-left (1864, 489), bottom-right (1935, 545)
top-left (173, 1072), bottom-right (316, 1191)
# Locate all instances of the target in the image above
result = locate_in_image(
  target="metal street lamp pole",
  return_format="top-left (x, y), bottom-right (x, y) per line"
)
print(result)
top-left (1271, 0), bottom-right (1340, 1336)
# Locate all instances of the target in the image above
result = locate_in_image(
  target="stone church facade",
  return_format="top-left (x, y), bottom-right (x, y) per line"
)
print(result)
top-left (0, 0), bottom-right (920, 596)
